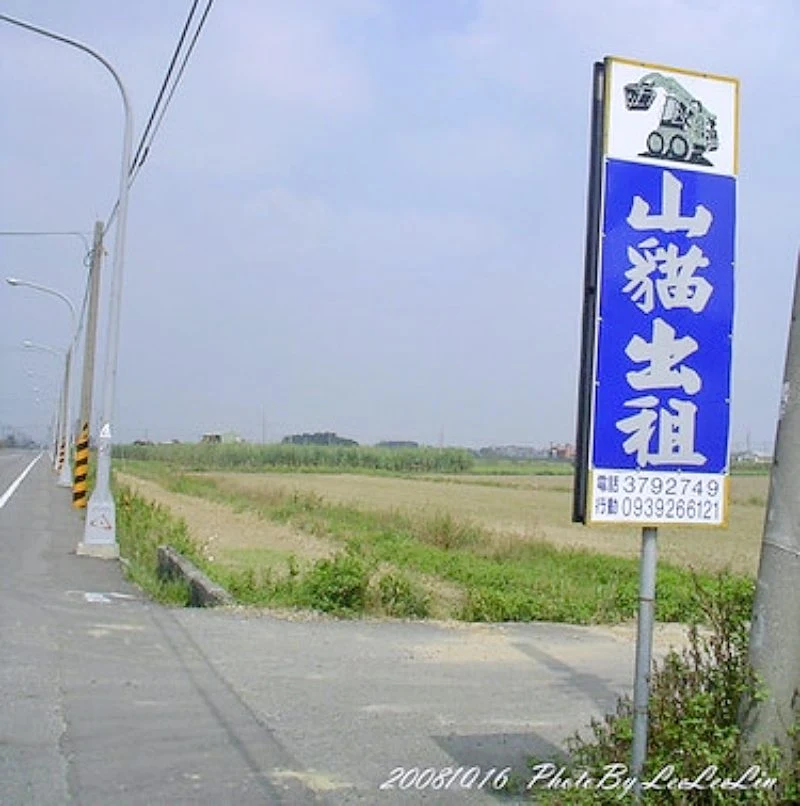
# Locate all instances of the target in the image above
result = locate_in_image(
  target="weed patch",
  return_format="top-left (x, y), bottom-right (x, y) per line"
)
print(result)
top-left (114, 481), bottom-right (199, 605)
top-left (411, 511), bottom-right (483, 550)
top-left (520, 575), bottom-right (796, 804)
top-left (375, 572), bottom-right (431, 618)
top-left (300, 552), bottom-right (372, 615)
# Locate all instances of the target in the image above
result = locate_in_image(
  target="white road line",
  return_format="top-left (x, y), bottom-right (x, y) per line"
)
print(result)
top-left (0, 452), bottom-right (43, 510)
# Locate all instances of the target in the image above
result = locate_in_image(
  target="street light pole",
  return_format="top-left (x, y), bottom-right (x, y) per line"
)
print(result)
top-left (52, 375), bottom-right (64, 468)
top-left (22, 340), bottom-right (68, 474)
top-left (1, 13), bottom-right (134, 558)
top-left (1, 226), bottom-right (105, 506)
top-left (6, 277), bottom-right (77, 323)
top-left (8, 278), bottom-right (77, 488)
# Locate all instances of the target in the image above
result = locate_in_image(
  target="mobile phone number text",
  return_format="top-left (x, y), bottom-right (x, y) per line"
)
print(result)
top-left (616, 495), bottom-right (720, 521)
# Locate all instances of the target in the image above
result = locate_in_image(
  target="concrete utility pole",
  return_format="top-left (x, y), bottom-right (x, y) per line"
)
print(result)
top-left (741, 251), bottom-right (800, 767)
top-left (73, 221), bottom-right (103, 508)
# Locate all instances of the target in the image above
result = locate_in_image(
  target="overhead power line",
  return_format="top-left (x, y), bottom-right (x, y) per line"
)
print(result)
top-left (128, 0), bottom-right (200, 176)
top-left (135, 3), bottom-right (214, 176)
top-left (129, 0), bottom-right (215, 184)
top-left (104, 0), bottom-right (215, 230)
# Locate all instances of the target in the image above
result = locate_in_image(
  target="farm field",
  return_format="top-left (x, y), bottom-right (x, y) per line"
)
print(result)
top-left (198, 470), bottom-right (768, 576)
top-left (114, 441), bottom-right (766, 623)
top-left (115, 455), bottom-right (762, 623)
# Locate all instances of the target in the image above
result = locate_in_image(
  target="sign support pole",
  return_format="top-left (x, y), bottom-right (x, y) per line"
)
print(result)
top-left (572, 60), bottom-right (606, 524)
top-left (632, 525), bottom-right (657, 798)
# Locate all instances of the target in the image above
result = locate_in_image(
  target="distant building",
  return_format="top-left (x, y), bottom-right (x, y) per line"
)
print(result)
top-left (732, 450), bottom-right (772, 464)
top-left (476, 445), bottom-right (548, 461)
top-left (282, 432), bottom-right (358, 447)
top-left (548, 442), bottom-right (576, 460)
top-left (201, 432), bottom-right (244, 444)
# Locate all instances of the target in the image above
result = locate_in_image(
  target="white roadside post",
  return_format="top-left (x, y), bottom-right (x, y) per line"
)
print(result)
top-left (80, 42), bottom-right (133, 558)
top-left (8, 279), bottom-right (77, 487)
top-left (0, 13), bottom-right (134, 559)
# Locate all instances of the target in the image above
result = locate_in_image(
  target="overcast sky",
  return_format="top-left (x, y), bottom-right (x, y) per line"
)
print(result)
top-left (1, 0), bottom-right (797, 449)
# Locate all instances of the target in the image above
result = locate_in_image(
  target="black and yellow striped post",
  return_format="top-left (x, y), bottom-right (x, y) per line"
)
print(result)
top-left (73, 221), bottom-right (104, 512)
top-left (73, 422), bottom-right (90, 508)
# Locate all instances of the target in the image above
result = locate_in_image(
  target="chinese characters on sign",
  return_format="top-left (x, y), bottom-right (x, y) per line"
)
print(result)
top-left (619, 172), bottom-right (715, 468)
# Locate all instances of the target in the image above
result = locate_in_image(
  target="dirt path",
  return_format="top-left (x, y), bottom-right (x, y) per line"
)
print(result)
top-left (116, 472), bottom-right (336, 563)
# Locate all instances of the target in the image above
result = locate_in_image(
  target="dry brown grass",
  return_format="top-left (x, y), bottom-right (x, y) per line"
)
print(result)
top-left (204, 471), bottom-right (769, 576)
top-left (116, 472), bottom-right (337, 572)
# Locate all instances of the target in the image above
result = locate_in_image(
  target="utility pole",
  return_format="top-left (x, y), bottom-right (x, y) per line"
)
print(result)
top-left (73, 221), bottom-right (103, 508)
top-left (741, 251), bottom-right (800, 768)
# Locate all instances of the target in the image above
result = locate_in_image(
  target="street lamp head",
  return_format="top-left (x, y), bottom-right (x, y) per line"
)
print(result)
top-left (22, 339), bottom-right (33, 348)
top-left (6, 277), bottom-right (20, 286)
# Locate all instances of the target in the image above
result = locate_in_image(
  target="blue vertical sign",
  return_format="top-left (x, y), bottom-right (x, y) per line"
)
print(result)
top-left (582, 58), bottom-right (739, 526)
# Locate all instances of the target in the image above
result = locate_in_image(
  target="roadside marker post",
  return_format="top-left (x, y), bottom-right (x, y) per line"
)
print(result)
top-left (573, 56), bottom-right (739, 792)
top-left (72, 424), bottom-right (90, 507)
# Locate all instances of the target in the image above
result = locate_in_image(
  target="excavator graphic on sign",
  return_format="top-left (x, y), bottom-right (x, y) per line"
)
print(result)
top-left (624, 72), bottom-right (718, 164)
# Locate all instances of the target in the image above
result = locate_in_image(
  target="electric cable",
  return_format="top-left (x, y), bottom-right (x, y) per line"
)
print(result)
top-left (128, 0), bottom-right (215, 184)
top-left (128, 0), bottom-right (200, 177)
top-left (104, 0), bottom-right (215, 229)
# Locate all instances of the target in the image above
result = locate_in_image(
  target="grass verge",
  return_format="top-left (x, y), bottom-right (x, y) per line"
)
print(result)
top-left (115, 479), bottom-right (199, 605)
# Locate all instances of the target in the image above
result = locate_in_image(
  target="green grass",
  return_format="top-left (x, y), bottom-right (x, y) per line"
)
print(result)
top-left (114, 442), bottom-right (475, 473)
top-left (114, 480), bottom-right (199, 605)
top-left (730, 462), bottom-right (771, 475)
top-left (116, 462), bottom-right (754, 624)
top-left (469, 460), bottom-right (574, 476)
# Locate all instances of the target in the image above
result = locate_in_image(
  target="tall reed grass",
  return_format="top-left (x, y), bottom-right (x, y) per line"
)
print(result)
top-left (114, 442), bottom-right (475, 473)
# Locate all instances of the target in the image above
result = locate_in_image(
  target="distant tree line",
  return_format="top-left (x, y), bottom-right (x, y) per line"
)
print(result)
top-left (0, 431), bottom-right (37, 449)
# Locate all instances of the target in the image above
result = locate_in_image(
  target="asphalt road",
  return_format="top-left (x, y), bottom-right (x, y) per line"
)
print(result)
top-left (0, 448), bottom-right (648, 805)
